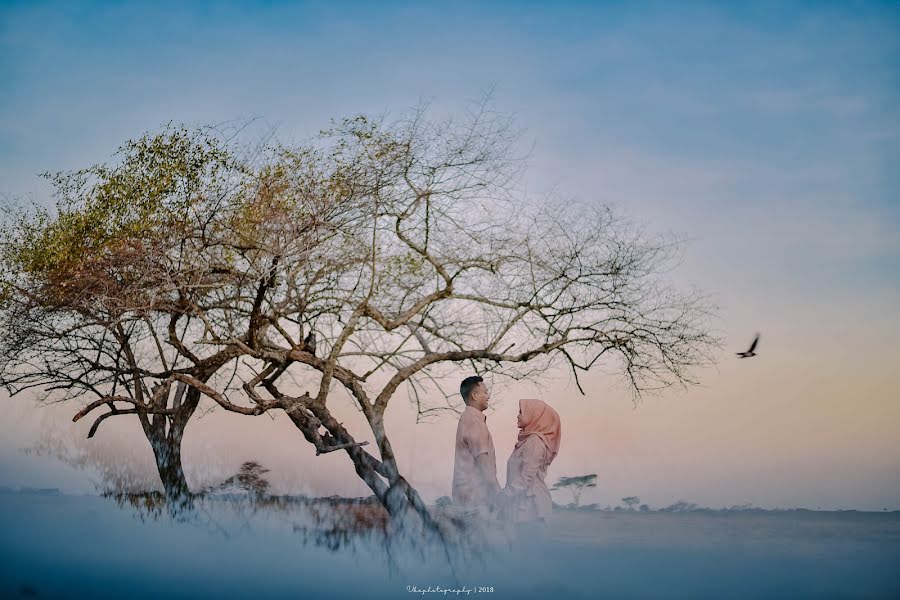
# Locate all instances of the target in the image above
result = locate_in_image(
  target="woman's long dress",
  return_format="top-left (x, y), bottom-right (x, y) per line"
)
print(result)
top-left (503, 434), bottom-right (553, 525)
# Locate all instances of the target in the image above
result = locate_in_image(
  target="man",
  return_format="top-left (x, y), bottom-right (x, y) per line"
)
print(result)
top-left (451, 375), bottom-right (500, 516)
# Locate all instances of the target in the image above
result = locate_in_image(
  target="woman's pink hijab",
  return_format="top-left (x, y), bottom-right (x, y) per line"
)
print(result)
top-left (516, 398), bottom-right (561, 462)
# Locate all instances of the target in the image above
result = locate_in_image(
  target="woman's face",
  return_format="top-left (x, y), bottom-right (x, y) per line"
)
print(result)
top-left (517, 407), bottom-right (523, 429)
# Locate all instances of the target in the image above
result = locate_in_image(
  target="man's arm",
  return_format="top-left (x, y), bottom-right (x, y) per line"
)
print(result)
top-left (475, 452), bottom-right (501, 496)
top-left (465, 420), bottom-right (500, 498)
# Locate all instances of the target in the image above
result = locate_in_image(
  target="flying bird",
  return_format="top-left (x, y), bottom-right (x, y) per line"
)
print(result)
top-left (737, 333), bottom-right (760, 358)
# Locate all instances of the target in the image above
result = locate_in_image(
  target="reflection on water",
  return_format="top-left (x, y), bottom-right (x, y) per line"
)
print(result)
top-left (106, 490), bottom-right (168, 522)
top-left (104, 487), bottom-right (504, 578)
top-left (3, 489), bottom-right (899, 599)
top-left (290, 496), bottom-right (389, 552)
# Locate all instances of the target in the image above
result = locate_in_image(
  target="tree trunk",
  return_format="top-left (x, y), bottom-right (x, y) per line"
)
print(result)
top-left (281, 397), bottom-right (446, 541)
top-left (370, 440), bottom-right (446, 542)
top-left (143, 385), bottom-right (201, 513)
top-left (150, 428), bottom-right (190, 506)
top-left (368, 458), bottom-right (461, 575)
top-left (276, 396), bottom-right (462, 577)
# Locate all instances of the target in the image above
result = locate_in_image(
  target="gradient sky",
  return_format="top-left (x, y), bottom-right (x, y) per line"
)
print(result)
top-left (1, 0), bottom-right (898, 510)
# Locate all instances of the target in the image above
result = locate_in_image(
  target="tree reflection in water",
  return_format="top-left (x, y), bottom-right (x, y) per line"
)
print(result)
top-left (104, 489), bottom-right (507, 581)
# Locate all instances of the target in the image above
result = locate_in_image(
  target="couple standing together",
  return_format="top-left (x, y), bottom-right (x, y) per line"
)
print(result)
top-left (451, 375), bottom-right (562, 537)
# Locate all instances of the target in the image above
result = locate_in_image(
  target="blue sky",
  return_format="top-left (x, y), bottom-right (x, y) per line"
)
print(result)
top-left (1, 1), bottom-right (899, 509)
top-left (2, 1), bottom-right (898, 286)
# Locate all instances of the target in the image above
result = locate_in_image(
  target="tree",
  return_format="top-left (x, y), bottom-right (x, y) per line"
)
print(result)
top-left (622, 496), bottom-right (640, 510)
top-left (2, 104), bottom-right (719, 533)
top-left (660, 500), bottom-right (700, 513)
top-left (0, 124), bottom-right (332, 507)
top-left (207, 461), bottom-right (271, 497)
top-left (552, 474), bottom-right (599, 507)
top-left (229, 106), bottom-right (717, 533)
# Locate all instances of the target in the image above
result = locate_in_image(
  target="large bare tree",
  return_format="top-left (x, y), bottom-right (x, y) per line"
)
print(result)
top-left (1, 106), bottom-right (718, 531)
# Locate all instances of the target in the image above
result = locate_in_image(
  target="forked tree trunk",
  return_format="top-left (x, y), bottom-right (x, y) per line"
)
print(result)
top-left (143, 385), bottom-right (201, 512)
top-left (149, 427), bottom-right (190, 506)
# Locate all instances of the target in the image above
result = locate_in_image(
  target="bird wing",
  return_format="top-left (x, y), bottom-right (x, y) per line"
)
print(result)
top-left (748, 334), bottom-right (759, 352)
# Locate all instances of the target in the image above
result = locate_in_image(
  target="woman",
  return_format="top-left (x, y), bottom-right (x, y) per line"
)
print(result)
top-left (496, 398), bottom-right (561, 537)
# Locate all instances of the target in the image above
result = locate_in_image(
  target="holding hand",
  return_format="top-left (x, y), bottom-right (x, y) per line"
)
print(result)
top-left (490, 487), bottom-right (512, 515)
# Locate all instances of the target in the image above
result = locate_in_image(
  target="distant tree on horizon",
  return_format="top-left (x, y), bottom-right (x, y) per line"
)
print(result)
top-left (552, 474), bottom-right (598, 507)
top-left (622, 496), bottom-right (640, 510)
top-left (207, 461), bottom-right (271, 497)
top-left (660, 500), bottom-right (700, 513)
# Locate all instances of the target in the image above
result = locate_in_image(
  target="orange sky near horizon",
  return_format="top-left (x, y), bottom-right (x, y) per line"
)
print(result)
top-left (2, 282), bottom-right (898, 511)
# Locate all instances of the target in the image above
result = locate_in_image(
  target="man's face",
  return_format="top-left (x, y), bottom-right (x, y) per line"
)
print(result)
top-left (469, 381), bottom-right (490, 412)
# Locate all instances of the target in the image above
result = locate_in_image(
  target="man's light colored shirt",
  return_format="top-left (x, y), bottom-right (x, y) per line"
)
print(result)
top-left (452, 405), bottom-right (497, 507)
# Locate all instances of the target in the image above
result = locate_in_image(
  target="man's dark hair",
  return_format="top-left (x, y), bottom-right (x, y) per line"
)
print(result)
top-left (460, 376), bottom-right (484, 404)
